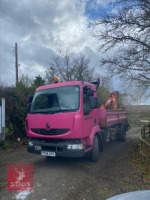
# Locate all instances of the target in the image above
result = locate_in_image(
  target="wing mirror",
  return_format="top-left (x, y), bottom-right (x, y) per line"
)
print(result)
top-left (27, 94), bottom-right (33, 113)
top-left (83, 87), bottom-right (95, 96)
top-left (90, 97), bottom-right (98, 109)
top-left (28, 94), bottom-right (33, 103)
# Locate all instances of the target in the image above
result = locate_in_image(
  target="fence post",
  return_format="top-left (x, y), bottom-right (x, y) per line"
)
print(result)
top-left (149, 123), bottom-right (150, 139)
top-left (143, 126), bottom-right (145, 139)
top-left (140, 123), bottom-right (150, 163)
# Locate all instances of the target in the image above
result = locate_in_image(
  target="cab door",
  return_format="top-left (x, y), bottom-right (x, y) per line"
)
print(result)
top-left (82, 86), bottom-right (95, 138)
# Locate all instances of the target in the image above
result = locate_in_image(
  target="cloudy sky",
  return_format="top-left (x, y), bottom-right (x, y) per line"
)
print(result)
top-left (0, 0), bottom-right (112, 86)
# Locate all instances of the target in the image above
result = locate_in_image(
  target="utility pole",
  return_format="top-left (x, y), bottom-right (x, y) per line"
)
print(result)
top-left (15, 43), bottom-right (18, 86)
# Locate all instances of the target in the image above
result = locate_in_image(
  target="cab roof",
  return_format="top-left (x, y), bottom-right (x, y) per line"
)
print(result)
top-left (36, 81), bottom-right (96, 91)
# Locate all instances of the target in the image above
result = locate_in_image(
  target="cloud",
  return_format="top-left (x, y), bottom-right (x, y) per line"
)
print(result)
top-left (0, 0), bottom-right (109, 85)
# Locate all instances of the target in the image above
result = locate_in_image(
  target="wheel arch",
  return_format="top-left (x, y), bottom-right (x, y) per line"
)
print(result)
top-left (84, 125), bottom-right (100, 146)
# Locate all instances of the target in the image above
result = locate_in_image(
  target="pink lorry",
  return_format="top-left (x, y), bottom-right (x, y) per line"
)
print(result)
top-left (26, 80), bottom-right (130, 161)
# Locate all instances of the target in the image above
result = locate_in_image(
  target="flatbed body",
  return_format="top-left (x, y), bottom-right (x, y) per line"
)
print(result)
top-left (99, 109), bottom-right (127, 128)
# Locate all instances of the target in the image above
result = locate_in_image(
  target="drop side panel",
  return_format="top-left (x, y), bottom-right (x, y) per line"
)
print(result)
top-left (99, 109), bottom-right (127, 128)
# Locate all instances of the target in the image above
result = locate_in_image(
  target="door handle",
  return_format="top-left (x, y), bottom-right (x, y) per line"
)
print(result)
top-left (84, 117), bottom-right (92, 120)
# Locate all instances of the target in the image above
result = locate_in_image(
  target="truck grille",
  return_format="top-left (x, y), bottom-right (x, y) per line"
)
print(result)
top-left (31, 128), bottom-right (70, 135)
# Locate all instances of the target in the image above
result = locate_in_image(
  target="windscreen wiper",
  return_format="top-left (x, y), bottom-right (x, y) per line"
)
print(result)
top-left (30, 111), bottom-right (55, 114)
top-left (31, 109), bottom-right (77, 114)
top-left (51, 109), bottom-right (77, 113)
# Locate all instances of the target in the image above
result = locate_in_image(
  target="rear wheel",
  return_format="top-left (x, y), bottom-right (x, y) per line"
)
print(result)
top-left (90, 135), bottom-right (99, 162)
top-left (118, 125), bottom-right (126, 142)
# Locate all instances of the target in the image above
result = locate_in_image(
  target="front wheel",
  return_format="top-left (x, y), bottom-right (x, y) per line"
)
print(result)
top-left (90, 135), bottom-right (99, 162)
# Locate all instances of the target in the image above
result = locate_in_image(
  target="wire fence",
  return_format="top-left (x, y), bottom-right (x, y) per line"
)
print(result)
top-left (140, 123), bottom-right (150, 162)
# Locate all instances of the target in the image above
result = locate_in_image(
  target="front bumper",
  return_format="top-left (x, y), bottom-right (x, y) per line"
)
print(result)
top-left (27, 139), bottom-right (85, 157)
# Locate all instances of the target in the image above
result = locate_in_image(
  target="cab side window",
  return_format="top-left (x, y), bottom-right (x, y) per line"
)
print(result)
top-left (83, 93), bottom-right (91, 115)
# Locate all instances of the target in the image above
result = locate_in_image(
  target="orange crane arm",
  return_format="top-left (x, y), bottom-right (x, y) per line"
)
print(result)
top-left (100, 91), bottom-right (119, 110)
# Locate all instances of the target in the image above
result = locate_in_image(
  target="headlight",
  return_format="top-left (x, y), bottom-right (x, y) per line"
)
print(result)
top-left (28, 141), bottom-right (33, 146)
top-left (67, 144), bottom-right (84, 150)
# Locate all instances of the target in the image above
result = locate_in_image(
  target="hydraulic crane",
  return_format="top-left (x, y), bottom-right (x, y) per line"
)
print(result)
top-left (100, 91), bottom-right (119, 110)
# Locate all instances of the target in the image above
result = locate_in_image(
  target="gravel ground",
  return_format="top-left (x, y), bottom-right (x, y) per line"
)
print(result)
top-left (0, 130), bottom-right (150, 200)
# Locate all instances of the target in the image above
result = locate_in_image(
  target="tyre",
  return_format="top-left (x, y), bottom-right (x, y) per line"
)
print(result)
top-left (90, 135), bottom-right (99, 162)
top-left (118, 125), bottom-right (126, 142)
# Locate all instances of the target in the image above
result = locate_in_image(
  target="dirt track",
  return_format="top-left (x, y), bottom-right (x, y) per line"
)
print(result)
top-left (0, 131), bottom-right (150, 200)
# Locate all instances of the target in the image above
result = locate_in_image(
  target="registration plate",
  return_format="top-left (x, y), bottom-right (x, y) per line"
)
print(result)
top-left (41, 151), bottom-right (56, 157)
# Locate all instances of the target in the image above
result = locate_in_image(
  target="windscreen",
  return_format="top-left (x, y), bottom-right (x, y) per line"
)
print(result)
top-left (30, 85), bottom-right (80, 114)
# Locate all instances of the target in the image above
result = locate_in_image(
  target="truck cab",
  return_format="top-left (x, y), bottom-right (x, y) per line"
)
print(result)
top-left (26, 81), bottom-right (100, 160)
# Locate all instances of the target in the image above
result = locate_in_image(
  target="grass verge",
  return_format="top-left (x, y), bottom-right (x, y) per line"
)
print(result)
top-left (0, 138), bottom-right (28, 152)
top-left (131, 141), bottom-right (150, 183)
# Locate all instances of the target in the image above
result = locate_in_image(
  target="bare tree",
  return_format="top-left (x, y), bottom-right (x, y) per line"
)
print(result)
top-left (45, 50), bottom-right (96, 83)
top-left (73, 53), bottom-right (95, 82)
top-left (99, 75), bottom-right (112, 88)
top-left (45, 49), bottom-right (77, 82)
top-left (45, 66), bottom-right (58, 84)
top-left (94, 0), bottom-right (150, 94)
